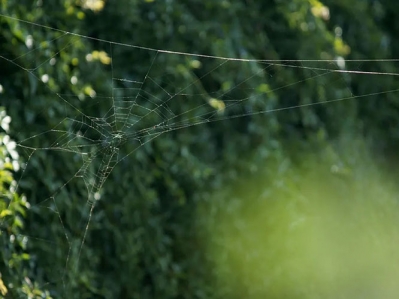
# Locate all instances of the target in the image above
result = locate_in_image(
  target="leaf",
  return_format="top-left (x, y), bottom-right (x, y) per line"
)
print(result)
top-left (0, 209), bottom-right (12, 218)
top-left (0, 277), bottom-right (7, 296)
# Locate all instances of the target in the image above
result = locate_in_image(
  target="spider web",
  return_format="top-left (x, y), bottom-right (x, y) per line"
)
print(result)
top-left (1, 13), bottom-right (399, 296)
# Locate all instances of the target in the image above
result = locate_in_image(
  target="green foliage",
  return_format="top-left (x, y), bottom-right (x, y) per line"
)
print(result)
top-left (0, 108), bottom-right (51, 298)
top-left (0, 0), bottom-right (399, 298)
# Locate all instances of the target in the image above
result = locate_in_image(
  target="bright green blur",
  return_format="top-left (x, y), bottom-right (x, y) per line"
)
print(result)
top-left (202, 154), bottom-right (399, 299)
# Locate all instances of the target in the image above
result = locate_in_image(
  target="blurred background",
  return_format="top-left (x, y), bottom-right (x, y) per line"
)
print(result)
top-left (1, 0), bottom-right (399, 298)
